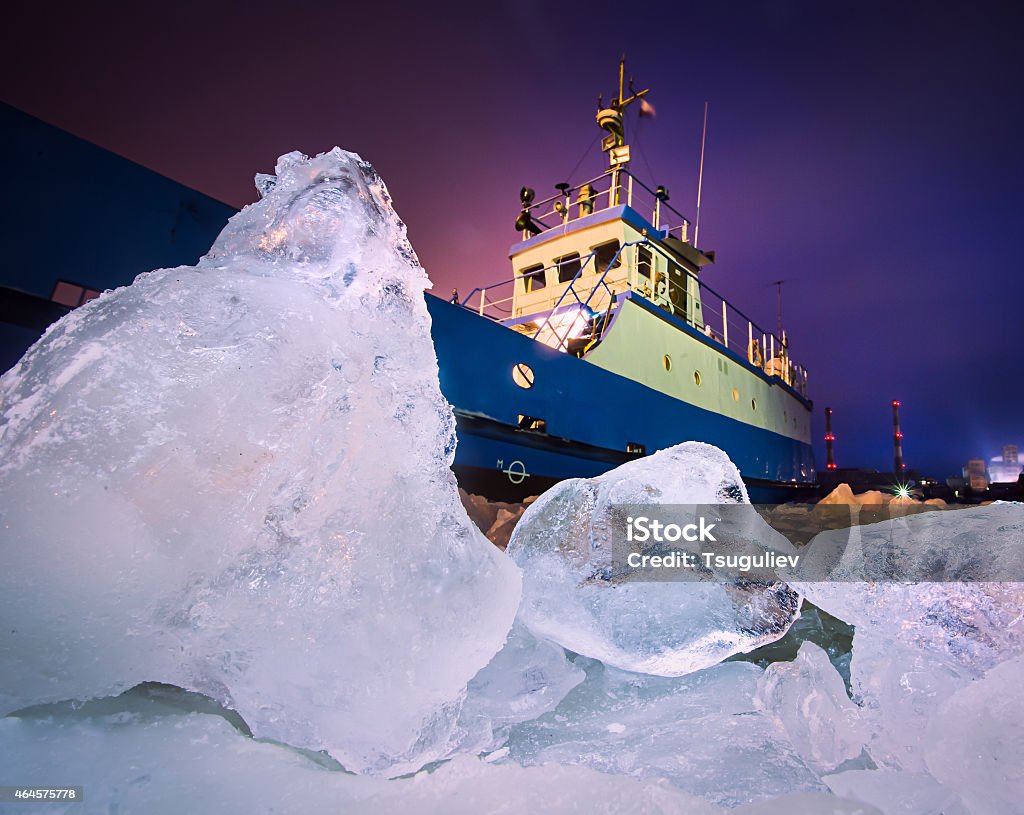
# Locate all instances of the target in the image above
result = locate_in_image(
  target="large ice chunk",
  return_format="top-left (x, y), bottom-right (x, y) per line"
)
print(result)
top-left (506, 443), bottom-right (802, 676)
top-left (0, 148), bottom-right (520, 775)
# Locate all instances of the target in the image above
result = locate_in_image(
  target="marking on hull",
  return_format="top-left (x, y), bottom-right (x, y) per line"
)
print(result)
top-left (502, 460), bottom-right (530, 484)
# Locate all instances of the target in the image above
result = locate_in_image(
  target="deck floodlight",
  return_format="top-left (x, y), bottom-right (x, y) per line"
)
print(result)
top-left (656, 185), bottom-right (670, 201)
top-left (520, 186), bottom-right (535, 206)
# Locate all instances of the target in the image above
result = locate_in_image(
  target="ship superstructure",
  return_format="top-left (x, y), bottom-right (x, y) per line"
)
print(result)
top-left (427, 62), bottom-right (814, 501)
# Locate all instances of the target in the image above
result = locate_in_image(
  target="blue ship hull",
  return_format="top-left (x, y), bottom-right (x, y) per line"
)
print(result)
top-left (427, 295), bottom-right (816, 503)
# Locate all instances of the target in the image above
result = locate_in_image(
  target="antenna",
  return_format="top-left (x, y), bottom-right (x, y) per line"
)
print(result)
top-left (771, 279), bottom-right (784, 339)
top-left (694, 101), bottom-right (709, 247)
top-left (618, 54), bottom-right (625, 106)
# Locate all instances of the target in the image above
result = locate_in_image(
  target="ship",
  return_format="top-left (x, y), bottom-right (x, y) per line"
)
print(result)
top-left (425, 63), bottom-right (815, 503)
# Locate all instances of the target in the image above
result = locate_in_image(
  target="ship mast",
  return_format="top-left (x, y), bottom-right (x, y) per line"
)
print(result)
top-left (596, 56), bottom-right (650, 202)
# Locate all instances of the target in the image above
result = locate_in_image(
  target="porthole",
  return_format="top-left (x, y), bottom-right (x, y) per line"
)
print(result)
top-left (751, 398), bottom-right (757, 411)
top-left (663, 354), bottom-right (672, 371)
top-left (731, 387), bottom-right (739, 402)
top-left (693, 370), bottom-right (702, 386)
top-left (512, 363), bottom-right (535, 389)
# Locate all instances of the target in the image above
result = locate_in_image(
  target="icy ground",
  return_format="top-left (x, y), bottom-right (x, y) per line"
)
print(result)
top-left (1, 148), bottom-right (1022, 814)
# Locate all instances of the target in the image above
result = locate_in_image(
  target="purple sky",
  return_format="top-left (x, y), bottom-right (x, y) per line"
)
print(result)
top-left (6, 1), bottom-right (1023, 478)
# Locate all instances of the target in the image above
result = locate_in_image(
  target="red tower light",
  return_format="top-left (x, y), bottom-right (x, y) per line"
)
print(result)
top-left (892, 400), bottom-right (905, 473)
top-left (824, 407), bottom-right (837, 470)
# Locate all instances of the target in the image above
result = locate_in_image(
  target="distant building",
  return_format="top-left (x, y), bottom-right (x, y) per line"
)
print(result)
top-left (964, 458), bottom-right (989, 491)
top-left (989, 444), bottom-right (1022, 484)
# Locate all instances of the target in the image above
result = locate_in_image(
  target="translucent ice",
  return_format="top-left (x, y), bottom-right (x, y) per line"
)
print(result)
top-left (791, 503), bottom-right (1024, 772)
top-left (506, 443), bottom-right (802, 676)
top-left (822, 770), bottom-right (966, 815)
top-left (451, 620), bottom-right (586, 757)
top-left (0, 674), bottom-right (879, 814)
top-left (505, 657), bottom-right (826, 808)
top-left (923, 654), bottom-right (1024, 815)
top-left (0, 698), bottom-right (725, 815)
top-left (0, 148), bottom-right (521, 774)
top-left (755, 642), bottom-right (869, 773)
top-left (794, 502), bottom-right (1024, 593)
top-left (732, 793), bottom-right (884, 815)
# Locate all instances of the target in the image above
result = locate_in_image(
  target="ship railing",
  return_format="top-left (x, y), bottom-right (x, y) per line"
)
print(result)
top-left (457, 243), bottom-right (634, 349)
top-left (458, 283), bottom-right (516, 321)
top-left (694, 279), bottom-right (808, 397)
top-left (459, 275), bottom-right (527, 321)
top-left (458, 248), bottom-right (611, 322)
top-left (518, 168), bottom-right (690, 243)
top-left (630, 240), bottom-right (810, 398)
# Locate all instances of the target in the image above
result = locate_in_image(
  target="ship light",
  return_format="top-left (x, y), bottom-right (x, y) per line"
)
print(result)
top-left (548, 306), bottom-right (593, 339)
top-left (536, 305), bottom-right (596, 350)
top-left (891, 481), bottom-right (912, 499)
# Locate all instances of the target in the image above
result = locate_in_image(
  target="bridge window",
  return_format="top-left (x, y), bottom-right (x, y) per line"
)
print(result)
top-left (592, 240), bottom-right (622, 274)
top-left (521, 263), bottom-right (545, 292)
top-left (555, 252), bottom-right (582, 283)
